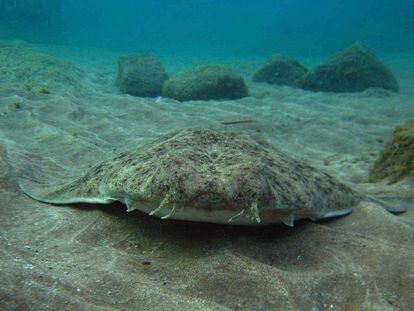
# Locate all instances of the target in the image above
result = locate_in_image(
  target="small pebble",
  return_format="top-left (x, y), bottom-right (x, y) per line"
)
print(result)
top-left (142, 259), bottom-right (151, 265)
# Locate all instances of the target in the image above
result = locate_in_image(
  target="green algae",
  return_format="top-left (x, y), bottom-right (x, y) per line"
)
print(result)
top-left (369, 120), bottom-right (414, 183)
top-left (9, 100), bottom-right (22, 110)
top-left (162, 65), bottom-right (248, 101)
top-left (252, 54), bottom-right (309, 87)
top-left (0, 45), bottom-right (83, 93)
top-left (38, 87), bottom-right (51, 94)
top-left (116, 55), bottom-right (168, 97)
top-left (301, 43), bottom-right (399, 93)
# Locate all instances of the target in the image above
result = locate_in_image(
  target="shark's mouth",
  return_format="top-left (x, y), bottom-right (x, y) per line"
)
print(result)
top-left (123, 196), bottom-right (353, 226)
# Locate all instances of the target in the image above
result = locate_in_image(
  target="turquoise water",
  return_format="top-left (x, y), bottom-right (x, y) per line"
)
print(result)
top-left (1, 2), bottom-right (414, 310)
top-left (1, 0), bottom-right (413, 57)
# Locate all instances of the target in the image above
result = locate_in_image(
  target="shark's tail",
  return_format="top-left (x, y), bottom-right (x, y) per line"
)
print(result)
top-left (352, 177), bottom-right (413, 214)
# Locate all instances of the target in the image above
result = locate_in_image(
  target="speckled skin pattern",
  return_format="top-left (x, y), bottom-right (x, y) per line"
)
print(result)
top-left (21, 128), bottom-right (362, 225)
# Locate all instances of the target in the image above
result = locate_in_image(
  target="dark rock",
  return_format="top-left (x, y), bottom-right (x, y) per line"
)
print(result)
top-left (116, 55), bottom-right (168, 97)
top-left (369, 120), bottom-right (414, 183)
top-left (253, 54), bottom-right (309, 87)
top-left (301, 43), bottom-right (399, 93)
top-left (162, 65), bottom-right (248, 101)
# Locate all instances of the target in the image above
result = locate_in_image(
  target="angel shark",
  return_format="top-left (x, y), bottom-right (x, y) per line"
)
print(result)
top-left (19, 128), bottom-right (406, 226)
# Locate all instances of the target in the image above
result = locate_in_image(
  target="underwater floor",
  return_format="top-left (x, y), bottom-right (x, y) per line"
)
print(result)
top-left (0, 41), bottom-right (413, 310)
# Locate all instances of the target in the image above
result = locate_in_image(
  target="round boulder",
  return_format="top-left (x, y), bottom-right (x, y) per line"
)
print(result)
top-left (116, 55), bottom-right (168, 97)
top-left (253, 54), bottom-right (309, 87)
top-left (369, 120), bottom-right (414, 183)
top-left (301, 43), bottom-right (399, 93)
top-left (162, 65), bottom-right (248, 101)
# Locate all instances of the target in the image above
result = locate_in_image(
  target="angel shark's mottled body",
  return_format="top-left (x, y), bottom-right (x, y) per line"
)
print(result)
top-left (21, 128), bottom-right (365, 226)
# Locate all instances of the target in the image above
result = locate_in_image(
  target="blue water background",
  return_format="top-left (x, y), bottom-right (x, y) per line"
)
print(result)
top-left (0, 0), bottom-right (413, 57)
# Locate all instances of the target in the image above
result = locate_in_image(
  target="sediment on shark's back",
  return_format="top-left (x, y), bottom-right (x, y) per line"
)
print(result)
top-left (20, 128), bottom-right (365, 226)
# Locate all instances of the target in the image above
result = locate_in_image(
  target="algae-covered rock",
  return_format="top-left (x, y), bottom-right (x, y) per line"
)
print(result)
top-left (0, 44), bottom-right (83, 92)
top-left (301, 43), bottom-right (399, 93)
top-left (116, 55), bottom-right (168, 97)
top-left (253, 54), bottom-right (309, 87)
top-left (369, 120), bottom-right (414, 183)
top-left (162, 65), bottom-right (248, 101)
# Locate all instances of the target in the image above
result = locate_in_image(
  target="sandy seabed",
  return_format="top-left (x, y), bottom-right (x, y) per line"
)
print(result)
top-left (0, 41), bottom-right (413, 310)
